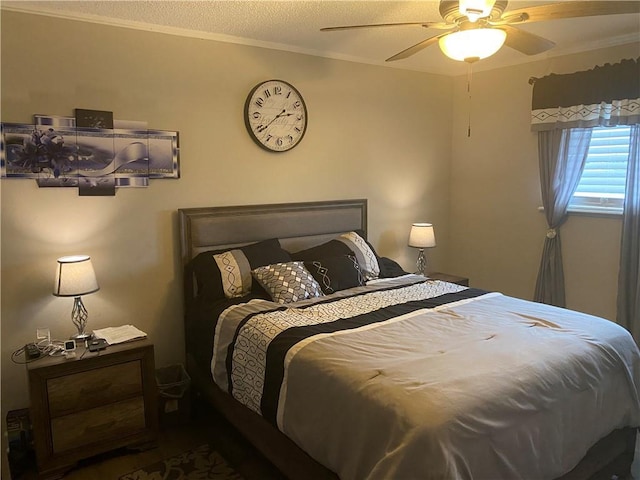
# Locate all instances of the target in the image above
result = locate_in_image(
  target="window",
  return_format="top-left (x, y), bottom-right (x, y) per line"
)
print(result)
top-left (569, 125), bottom-right (632, 215)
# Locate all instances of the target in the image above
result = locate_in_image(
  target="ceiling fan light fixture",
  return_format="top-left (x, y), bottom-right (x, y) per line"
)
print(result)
top-left (439, 28), bottom-right (507, 62)
top-left (459, 0), bottom-right (496, 22)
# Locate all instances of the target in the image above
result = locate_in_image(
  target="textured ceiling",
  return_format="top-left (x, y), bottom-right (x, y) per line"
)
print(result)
top-left (2, 1), bottom-right (639, 76)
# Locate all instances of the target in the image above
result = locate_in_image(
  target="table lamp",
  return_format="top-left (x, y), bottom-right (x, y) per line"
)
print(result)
top-left (53, 255), bottom-right (99, 340)
top-left (408, 223), bottom-right (436, 276)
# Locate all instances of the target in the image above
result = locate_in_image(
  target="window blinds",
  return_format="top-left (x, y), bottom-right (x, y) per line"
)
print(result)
top-left (570, 125), bottom-right (630, 213)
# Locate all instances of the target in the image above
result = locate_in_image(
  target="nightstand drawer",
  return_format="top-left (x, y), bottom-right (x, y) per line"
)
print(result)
top-left (47, 361), bottom-right (143, 417)
top-left (51, 396), bottom-right (145, 453)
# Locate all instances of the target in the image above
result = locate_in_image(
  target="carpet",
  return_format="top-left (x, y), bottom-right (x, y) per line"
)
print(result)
top-left (119, 444), bottom-right (244, 480)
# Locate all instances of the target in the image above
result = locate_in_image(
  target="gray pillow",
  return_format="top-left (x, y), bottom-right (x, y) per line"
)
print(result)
top-left (252, 262), bottom-right (323, 304)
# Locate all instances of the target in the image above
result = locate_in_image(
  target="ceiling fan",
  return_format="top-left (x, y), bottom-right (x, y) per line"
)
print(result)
top-left (321, 1), bottom-right (640, 63)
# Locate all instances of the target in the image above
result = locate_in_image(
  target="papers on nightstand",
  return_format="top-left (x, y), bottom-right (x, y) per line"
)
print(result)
top-left (92, 325), bottom-right (147, 345)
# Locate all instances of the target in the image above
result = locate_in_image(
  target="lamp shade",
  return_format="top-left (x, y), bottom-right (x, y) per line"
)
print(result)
top-left (408, 223), bottom-right (436, 248)
top-left (53, 255), bottom-right (99, 297)
top-left (439, 28), bottom-right (507, 62)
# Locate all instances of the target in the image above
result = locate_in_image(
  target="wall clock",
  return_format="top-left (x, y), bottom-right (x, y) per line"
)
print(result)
top-left (244, 79), bottom-right (307, 152)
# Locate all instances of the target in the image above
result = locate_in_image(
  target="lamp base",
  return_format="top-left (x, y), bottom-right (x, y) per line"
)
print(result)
top-left (70, 296), bottom-right (92, 342)
top-left (71, 331), bottom-right (92, 341)
top-left (415, 249), bottom-right (427, 277)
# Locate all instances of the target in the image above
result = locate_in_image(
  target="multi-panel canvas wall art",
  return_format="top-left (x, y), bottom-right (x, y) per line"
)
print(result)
top-left (1, 109), bottom-right (179, 196)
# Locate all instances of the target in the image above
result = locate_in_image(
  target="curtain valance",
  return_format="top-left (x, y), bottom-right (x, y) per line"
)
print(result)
top-left (531, 58), bottom-right (640, 131)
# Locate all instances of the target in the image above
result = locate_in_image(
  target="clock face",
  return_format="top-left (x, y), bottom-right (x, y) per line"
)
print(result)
top-left (244, 80), bottom-right (307, 152)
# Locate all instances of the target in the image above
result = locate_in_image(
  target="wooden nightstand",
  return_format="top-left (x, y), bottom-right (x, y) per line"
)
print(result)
top-left (427, 272), bottom-right (470, 287)
top-left (27, 340), bottom-right (158, 479)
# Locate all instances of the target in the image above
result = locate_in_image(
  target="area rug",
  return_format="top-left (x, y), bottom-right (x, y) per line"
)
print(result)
top-left (119, 444), bottom-right (244, 480)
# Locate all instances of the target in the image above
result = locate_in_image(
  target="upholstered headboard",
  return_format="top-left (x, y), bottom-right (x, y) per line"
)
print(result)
top-left (178, 199), bottom-right (367, 301)
top-left (178, 200), bottom-right (361, 480)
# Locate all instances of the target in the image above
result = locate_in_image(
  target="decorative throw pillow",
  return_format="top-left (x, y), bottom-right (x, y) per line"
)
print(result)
top-left (213, 249), bottom-right (252, 298)
top-left (252, 262), bottom-right (323, 304)
top-left (290, 239), bottom-right (352, 262)
top-left (291, 231), bottom-right (380, 281)
top-left (304, 255), bottom-right (365, 294)
top-left (190, 238), bottom-right (291, 300)
top-left (337, 231), bottom-right (380, 281)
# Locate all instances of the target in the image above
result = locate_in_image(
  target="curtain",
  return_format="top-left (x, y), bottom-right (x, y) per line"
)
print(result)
top-left (530, 58), bottom-right (639, 308)
top-left (531, 58), bottom-right (640, 131)
top-left (617, 125), bottom-right (640, 334)
top-left (534, 128), bottom-right (592, 306)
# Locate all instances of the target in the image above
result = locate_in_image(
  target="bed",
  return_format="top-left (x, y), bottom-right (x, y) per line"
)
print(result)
top-left (178, 199), bottom-right (639, 480)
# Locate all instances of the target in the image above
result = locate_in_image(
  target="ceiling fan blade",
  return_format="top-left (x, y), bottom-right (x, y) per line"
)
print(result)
top-left (503, 1), bottom-right (640, 24)
top-left (501, 25), bottom-right (556, 55)
top-left (386, 34), bottom-right (445, 62)
top-left (321, 21), bottom-right (452, 32)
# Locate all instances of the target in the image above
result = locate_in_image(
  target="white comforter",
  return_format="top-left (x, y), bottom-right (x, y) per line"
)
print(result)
top-left (212, 276), bottom-right (640, 480)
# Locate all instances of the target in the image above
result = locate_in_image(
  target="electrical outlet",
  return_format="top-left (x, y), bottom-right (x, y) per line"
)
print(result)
top-left (36, 328), bottom-right (50, 344)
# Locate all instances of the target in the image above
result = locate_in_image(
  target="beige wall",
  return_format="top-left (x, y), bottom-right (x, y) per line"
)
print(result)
top-left (2, 8), bottom-right (637, 479)
top-left (449, 42), bottom-right (639, 319)
top-left (0, 10), bottom-right (452, 467)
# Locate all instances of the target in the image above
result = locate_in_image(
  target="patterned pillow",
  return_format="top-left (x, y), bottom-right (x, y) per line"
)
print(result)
top-left (213, 249), bottom-right (252, 298)
top-left (291, 231), bottom-right (380, 281)
top-left (304, 255), bottom-right (365, 294)
top-left (190, 238), bottom-right (291, 300)
top-left (252, 262), bottom-right (323, 304)
top-left (337, 231), bottom-right (380, 281)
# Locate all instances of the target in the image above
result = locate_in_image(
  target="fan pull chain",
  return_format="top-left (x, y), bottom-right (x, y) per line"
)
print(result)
top-left (467, 61), bottom-right (473, 138)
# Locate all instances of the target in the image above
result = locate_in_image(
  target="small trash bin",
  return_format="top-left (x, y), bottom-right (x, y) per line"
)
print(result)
top-left (6, 408), bottom-right (35, 479)
top-left (155, 364), bottom-right (191, 428)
